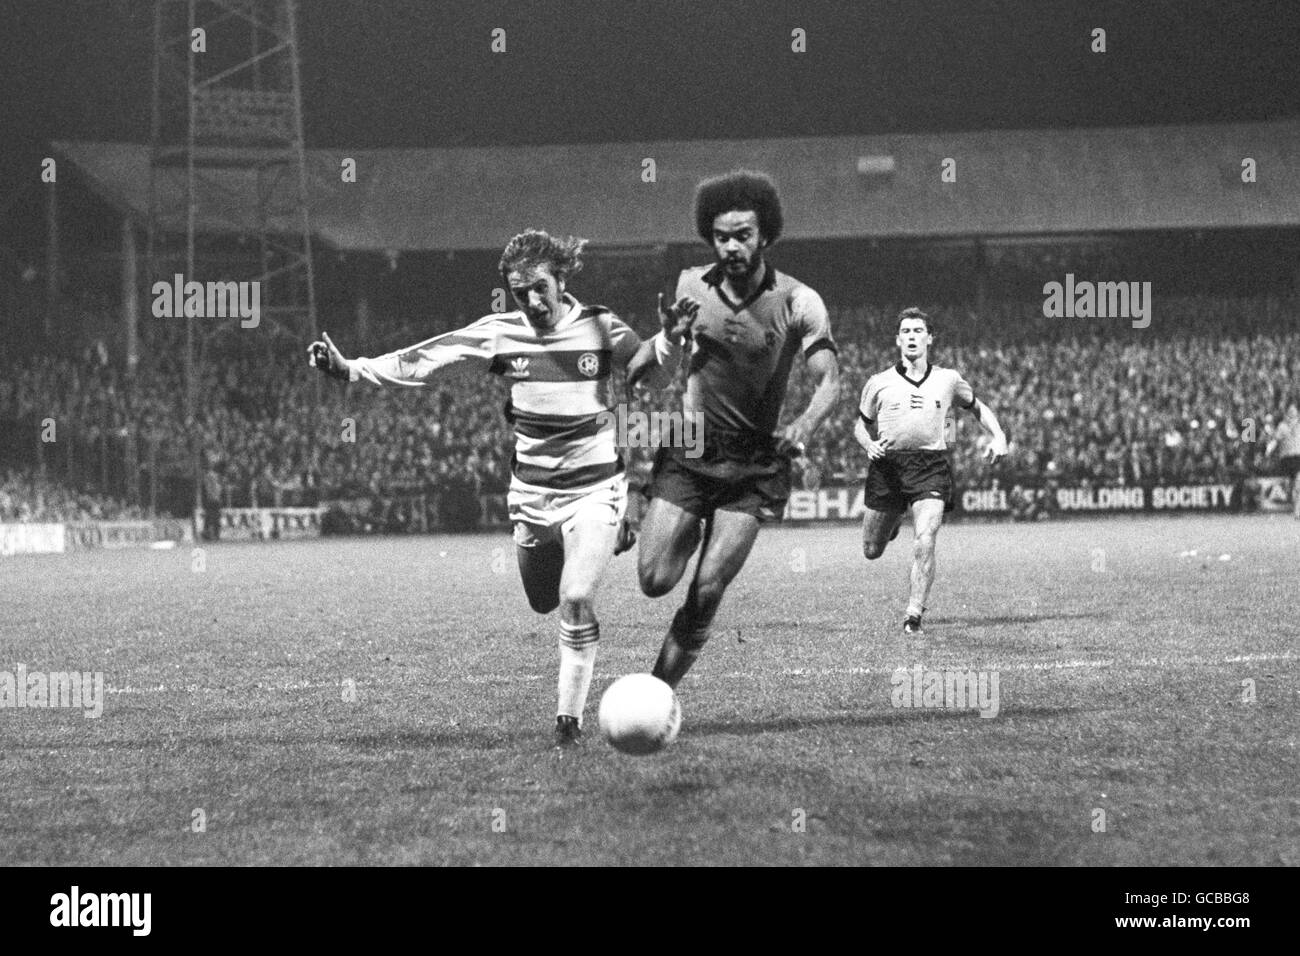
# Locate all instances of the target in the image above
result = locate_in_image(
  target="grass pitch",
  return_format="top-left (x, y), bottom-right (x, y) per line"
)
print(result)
top-left (2, 515), bottom-right (1296, 865)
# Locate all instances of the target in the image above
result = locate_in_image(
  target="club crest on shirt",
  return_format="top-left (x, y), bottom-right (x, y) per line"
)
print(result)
top-left (509, 356), bottom-right (530, 378)
top-left (577, 352), bottom-right (600, 377)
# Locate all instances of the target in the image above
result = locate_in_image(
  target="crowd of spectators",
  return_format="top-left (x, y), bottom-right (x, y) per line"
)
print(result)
top-left (1, 294), bottom-right (1297, 523)
top-left (797, 313), bottom-right (1300, 487)
top-left (0, 469), bottom-right (146, 523)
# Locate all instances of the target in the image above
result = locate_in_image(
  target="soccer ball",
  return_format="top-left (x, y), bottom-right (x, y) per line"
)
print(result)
top-left (597, 674), bottom-right (682, 755)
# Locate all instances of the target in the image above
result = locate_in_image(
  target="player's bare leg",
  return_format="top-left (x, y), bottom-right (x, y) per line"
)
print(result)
top-left (516, 537), bottom-right (564, 614)
top-left (637, 497), bottom-right (703, 598)
top-left (905, 498), bottom-right (946, 630)
top-left (861, 506), bottom-right (905, 560)
top-left (1293, 473), bottom-right (1300, 519)
top-left (651, 509), bottom-right (761, 688)
top-left (551, 506), bottom-right (620, 738)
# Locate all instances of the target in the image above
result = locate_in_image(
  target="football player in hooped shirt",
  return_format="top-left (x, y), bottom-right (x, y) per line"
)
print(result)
top-left (639, 170), bottom-right (841, 689)
top-left (308, 229), bottom-right (690, 746)
top-left (855, 308), bottom-right (1009, 635)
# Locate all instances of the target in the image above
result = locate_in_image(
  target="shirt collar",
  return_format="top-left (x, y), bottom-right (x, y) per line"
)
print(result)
top-left (560, 292), bottom-right (580, 319)
top-left (895, 360), bottom-right (933, 386)
top-left (521, 293), bottom-right (581, 335)
top-left (701, 260), bottom-right (777, 295)
top-left (551, 293), bottom-right (582, 328)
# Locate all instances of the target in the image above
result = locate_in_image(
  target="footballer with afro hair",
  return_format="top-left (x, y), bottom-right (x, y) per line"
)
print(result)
top-left (693, 170), bottom-right (785, 247)
top-left (636, 169), bottom-right (842, 692)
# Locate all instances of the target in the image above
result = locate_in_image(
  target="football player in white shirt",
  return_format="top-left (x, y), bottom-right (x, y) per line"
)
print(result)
top-left (855, 308), bottom-right (1008, 634)
top-left (309, 229), bottom-right (691, 745)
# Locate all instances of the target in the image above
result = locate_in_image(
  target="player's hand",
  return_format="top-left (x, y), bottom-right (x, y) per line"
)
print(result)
top-left (613, 515), bottom-right (638, 556)
top-left (658, 293), bottom-right (700, 340)
top-left (983, 434), bottom-right (1008, 464)
top-left (775, 427), bottom-right (822, 490)
top-left (864, 436), bottom-right (891, 461)
top-left (780, 420), bottom-right (813, 457)
top-left (308, 331), bottom-right (351, 381)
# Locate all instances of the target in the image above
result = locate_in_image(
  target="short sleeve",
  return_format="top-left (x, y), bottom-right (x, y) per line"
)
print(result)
top-left (792, 286), bottom-right (837, 359)
top-left (952, 370), bottom-right (976, 410)
top-left (674, 270), bottom-right (691, 301)
top-left (859, 376), bottom-right (882, 423)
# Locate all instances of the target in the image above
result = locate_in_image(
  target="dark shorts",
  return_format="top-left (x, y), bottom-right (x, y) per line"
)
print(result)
top-left (645, 433), bottom-right (794, 523)
top-left (864, 450), bottom-right (955, 514)
top-left (1282, 456), bottom-right (1300, 480)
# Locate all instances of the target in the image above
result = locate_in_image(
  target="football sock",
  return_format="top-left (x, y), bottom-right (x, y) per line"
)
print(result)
top-left (651, 606), bottom-right (711, 689)
top-left (557, 620), bottom-right (599, 724)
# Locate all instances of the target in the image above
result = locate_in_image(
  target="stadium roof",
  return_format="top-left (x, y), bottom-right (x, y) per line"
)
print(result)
top-left (56, 120), bottom-right (1299, 251)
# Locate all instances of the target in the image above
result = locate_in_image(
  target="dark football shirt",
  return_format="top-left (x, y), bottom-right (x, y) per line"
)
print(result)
top-left (675, 262), bottom-right (836, 440)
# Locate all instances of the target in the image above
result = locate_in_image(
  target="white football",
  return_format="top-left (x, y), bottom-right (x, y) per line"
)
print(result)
top-left (597, 674), bottom-right (682, 755)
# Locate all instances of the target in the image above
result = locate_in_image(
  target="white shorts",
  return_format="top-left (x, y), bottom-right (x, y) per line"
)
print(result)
top-left (509, 473), bottom-right (627, 549)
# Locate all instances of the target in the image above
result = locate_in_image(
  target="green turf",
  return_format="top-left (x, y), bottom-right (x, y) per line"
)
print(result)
top-left (1, 515), bottom-right (1296, 865)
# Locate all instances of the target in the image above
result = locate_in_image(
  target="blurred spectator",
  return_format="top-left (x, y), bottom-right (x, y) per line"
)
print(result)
top-left (0, 470), bottom-right (145, 523)
top-left (201, 456), bottom-right (223, 540)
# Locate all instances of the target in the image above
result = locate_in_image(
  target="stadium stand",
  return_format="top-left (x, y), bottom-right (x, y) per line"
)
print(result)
top-left (3, 292), bottom-right (1296, 529)
top-left (6, 122), bottom-right (1297, 530)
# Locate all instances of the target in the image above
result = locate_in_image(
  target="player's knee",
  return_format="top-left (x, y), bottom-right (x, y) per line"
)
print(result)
top-left (639, 562), bottom-right (679, 598)
top-left (559, 583), bottom-right (596, 620)
top-left (913, 531), bottom-right (937, 555)
top-left (689, 576), bottom-right (728, 616)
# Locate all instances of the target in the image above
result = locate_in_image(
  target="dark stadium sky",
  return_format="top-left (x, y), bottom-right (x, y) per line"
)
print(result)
top-left (5, 0), bottom-right (1298, 150)
top-left (1, 0), bottom-right (1297, 248)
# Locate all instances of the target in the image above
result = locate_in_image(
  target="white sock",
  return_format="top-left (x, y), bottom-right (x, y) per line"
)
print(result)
top-left (557, 621), bottom-right (599, 724)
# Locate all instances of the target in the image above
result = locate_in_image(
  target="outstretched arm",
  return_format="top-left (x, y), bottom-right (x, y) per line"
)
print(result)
top-left (308, 326), bottom-right (491, 387)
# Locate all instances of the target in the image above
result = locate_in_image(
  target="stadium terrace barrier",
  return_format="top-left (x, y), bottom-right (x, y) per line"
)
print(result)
top-left (1, 520), bottom-right (191, 556)
top-left (164, 481), bottom-right (1286, 541)
top-left (63, 519), bottom-right (192, 551)
top-left (783, 481), bottom-right (1259, 522)
top-left (961, 482), bottom-right (1243, 516)
top-left (212, 507), bottom-right (326, 541)
top-left (315, 494), bottom-right (509, 535)
top-left (0, 523), bottom-right (66, 556)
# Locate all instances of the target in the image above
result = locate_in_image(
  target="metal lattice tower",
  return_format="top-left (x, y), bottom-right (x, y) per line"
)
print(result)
top-left (147, 0), bottom-right (317, 424)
